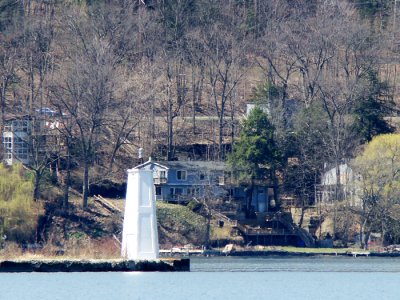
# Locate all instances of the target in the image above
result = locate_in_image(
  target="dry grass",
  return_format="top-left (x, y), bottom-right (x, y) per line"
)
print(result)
top-left (0, 243), bottom-right (24, 260)
top-left (0, 237), bottom-right (121, 261)
top-left (0, 163), bottom-right (43, 242)
top-left (235, 245), bottom-right (360, 254)
top-left (211, 225), bottom-right (232, 240)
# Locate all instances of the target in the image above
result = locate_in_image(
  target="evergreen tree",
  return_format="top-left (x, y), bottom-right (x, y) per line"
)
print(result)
top-left (351, 0), bottom-right (392, 19)
top-left (228, 107), bottom-right (280, 213)
top-left (0, 0), bottom-right (23, 32)
top-left (352, 71), bottom-right (394, 142)
top-left (284, 104), bottom-right (331, 206)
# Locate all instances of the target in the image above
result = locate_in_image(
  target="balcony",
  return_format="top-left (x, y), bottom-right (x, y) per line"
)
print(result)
top-left (157, 194), bottom-right (190, 204)
top-left (154, 177), bottom-right (167, 184)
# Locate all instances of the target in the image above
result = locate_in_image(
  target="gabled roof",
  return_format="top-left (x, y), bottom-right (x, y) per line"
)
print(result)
top-left (4, 113), bottom-right (31, 121)
top-left (321, 163), bottom-right (353, 186)
top-left (135, 158), bottom-right (228, 172)
top-left (134, 158), bottom-right (169, 170)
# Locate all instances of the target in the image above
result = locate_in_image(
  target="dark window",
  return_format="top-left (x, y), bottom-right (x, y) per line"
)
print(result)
top-left (13, 136), bottom-right (29, 160)
top-left (170, 187), bottom-right (185, 198)
top-left (188, 188), bottom-right (198, 196)
top-left (155, 187), bottom-right (162, 196)
top-left (177, 170), bottom-right (187, 180)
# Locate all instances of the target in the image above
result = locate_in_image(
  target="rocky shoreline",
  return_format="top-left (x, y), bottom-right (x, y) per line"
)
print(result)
top-left (0, 258), bottom-right (190, 272)
top-left (161, 248), bottom-right (400, 258)
top-left (223, 250), bottom-right (400, 257)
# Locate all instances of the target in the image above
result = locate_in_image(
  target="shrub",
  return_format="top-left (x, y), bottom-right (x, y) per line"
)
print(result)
top-left (0, 164), bottom-right (43, 244)
top-left (156, 202), bottom-right (208, 247)
top-left (186, 199), bottom-right (202, 212)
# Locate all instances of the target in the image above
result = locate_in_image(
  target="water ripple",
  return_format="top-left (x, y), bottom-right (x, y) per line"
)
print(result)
top-left (190, 256), bottom-right (400, 272)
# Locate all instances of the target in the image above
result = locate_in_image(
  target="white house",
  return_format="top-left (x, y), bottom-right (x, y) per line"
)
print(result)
top-left (318, 163), bottom-right (360, 206)
top-left (2, 110), bottom-right (65, 166)
top-left (2, 115), bottom-right (31, 165)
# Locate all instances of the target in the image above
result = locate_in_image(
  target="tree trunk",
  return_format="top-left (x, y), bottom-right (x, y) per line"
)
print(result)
top-left (33, 170), bottom-right (41, 201)
top-left (363, 231), bottom-right (371, 250)
top-left (335, 160), bottom-right (341, 202)
top-left (218, 110), bottom-right (225, 160)
top-left (191, 68), bottom-right (197, 135)
top-left (167, 102), bottom-right (174, 161)
top-left (82, 160), bottom-right (89, 209)
top-left (205, 212), bottom-right (211, 248)
top-left (63, 145), bottom-right (71, 210)
top-left (333, 160), bottom-right (341, 238)
top-left (272, 167), bottom-right (279, 207)
top-left (246, 178), bottom-right (255, 215)
top-left (0, 78), bottom-right (8, 131)
top-left (298, 199), bottom-right (305, 228)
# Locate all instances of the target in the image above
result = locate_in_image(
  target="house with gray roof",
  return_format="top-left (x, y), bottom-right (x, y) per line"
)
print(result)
top-left (135, 158), bottom-right (273, 213)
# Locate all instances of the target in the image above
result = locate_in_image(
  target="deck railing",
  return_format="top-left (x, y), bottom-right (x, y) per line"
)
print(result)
top-left (154, 178), bottom-right (167, 184)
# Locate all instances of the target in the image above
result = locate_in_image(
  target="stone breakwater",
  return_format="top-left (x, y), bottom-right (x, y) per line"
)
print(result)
top-left (0, 258), bottom-right (190, 272)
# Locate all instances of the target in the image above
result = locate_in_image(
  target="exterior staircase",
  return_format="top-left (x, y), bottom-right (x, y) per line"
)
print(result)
top-left (232, 212), bottom-right (315, 247)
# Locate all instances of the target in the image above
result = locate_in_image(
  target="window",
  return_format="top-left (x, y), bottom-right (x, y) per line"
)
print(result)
top-left (3, 137), bottom-right (12, 149)
top-left (12, 120), bottom-right (29, 133)
top-left (155, 187), bottom-right (162, 196)
top-left (169, 187), bottom-right (186, 199)
top-left (4, 123), bottom-right (11, 132)
top-left (175, 188), bottom-right (183, 195)
top-left (3, 137), bottom-right (12, 160)
top-left (187, 187), bottom-right (201, 197)
top-left (13, 136), bottom-right (29, 161)
top-left (21, 120), bottom-right (29, 132)
top-left (200, 173), bottom-right (205, 180)
top-left (187, 188), bottom-right (196, 196)
top-left (214, 175), bottom-right (225, 185)
top-left (177, 170), bottom-right (187, 180)
top-left (159, 170), bottom-right (166, 179)
top-left (11, 121), bottom-right (18, 130)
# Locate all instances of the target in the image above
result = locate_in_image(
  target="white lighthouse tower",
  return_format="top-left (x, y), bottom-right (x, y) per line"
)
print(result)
top-left (121, 168), bottom-right (159, 260)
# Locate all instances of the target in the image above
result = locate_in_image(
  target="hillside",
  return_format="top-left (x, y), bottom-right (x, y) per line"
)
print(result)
top-left (1, 0), bottom-right (400, 251)
top-left (0, 191), bottom-right (240, 257)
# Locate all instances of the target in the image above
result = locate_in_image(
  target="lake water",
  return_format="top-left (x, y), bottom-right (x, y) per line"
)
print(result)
top-left (1, 256), bottom-right (400, 300)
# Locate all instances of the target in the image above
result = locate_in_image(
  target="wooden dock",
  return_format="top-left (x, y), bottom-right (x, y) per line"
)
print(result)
top-left (348, 251), bottom-right (371, 257)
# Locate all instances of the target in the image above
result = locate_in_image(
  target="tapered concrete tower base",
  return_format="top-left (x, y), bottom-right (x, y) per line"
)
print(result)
top-left (121, 168), bottom-right (159, 260)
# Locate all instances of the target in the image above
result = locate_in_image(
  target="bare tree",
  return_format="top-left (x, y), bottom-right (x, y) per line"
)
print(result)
top-left (158, 56), bottom-right (188, 160)
top-left (52, 7), bottom-right (119, 208)
top-left (201, 21), bottom-right (248, 160)
top-left (186, 32), bottom-right (205, 134)
top-left (16, 3), bottom-right (58, 201)
top-left (0, 33), bottom-right (18, 128)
